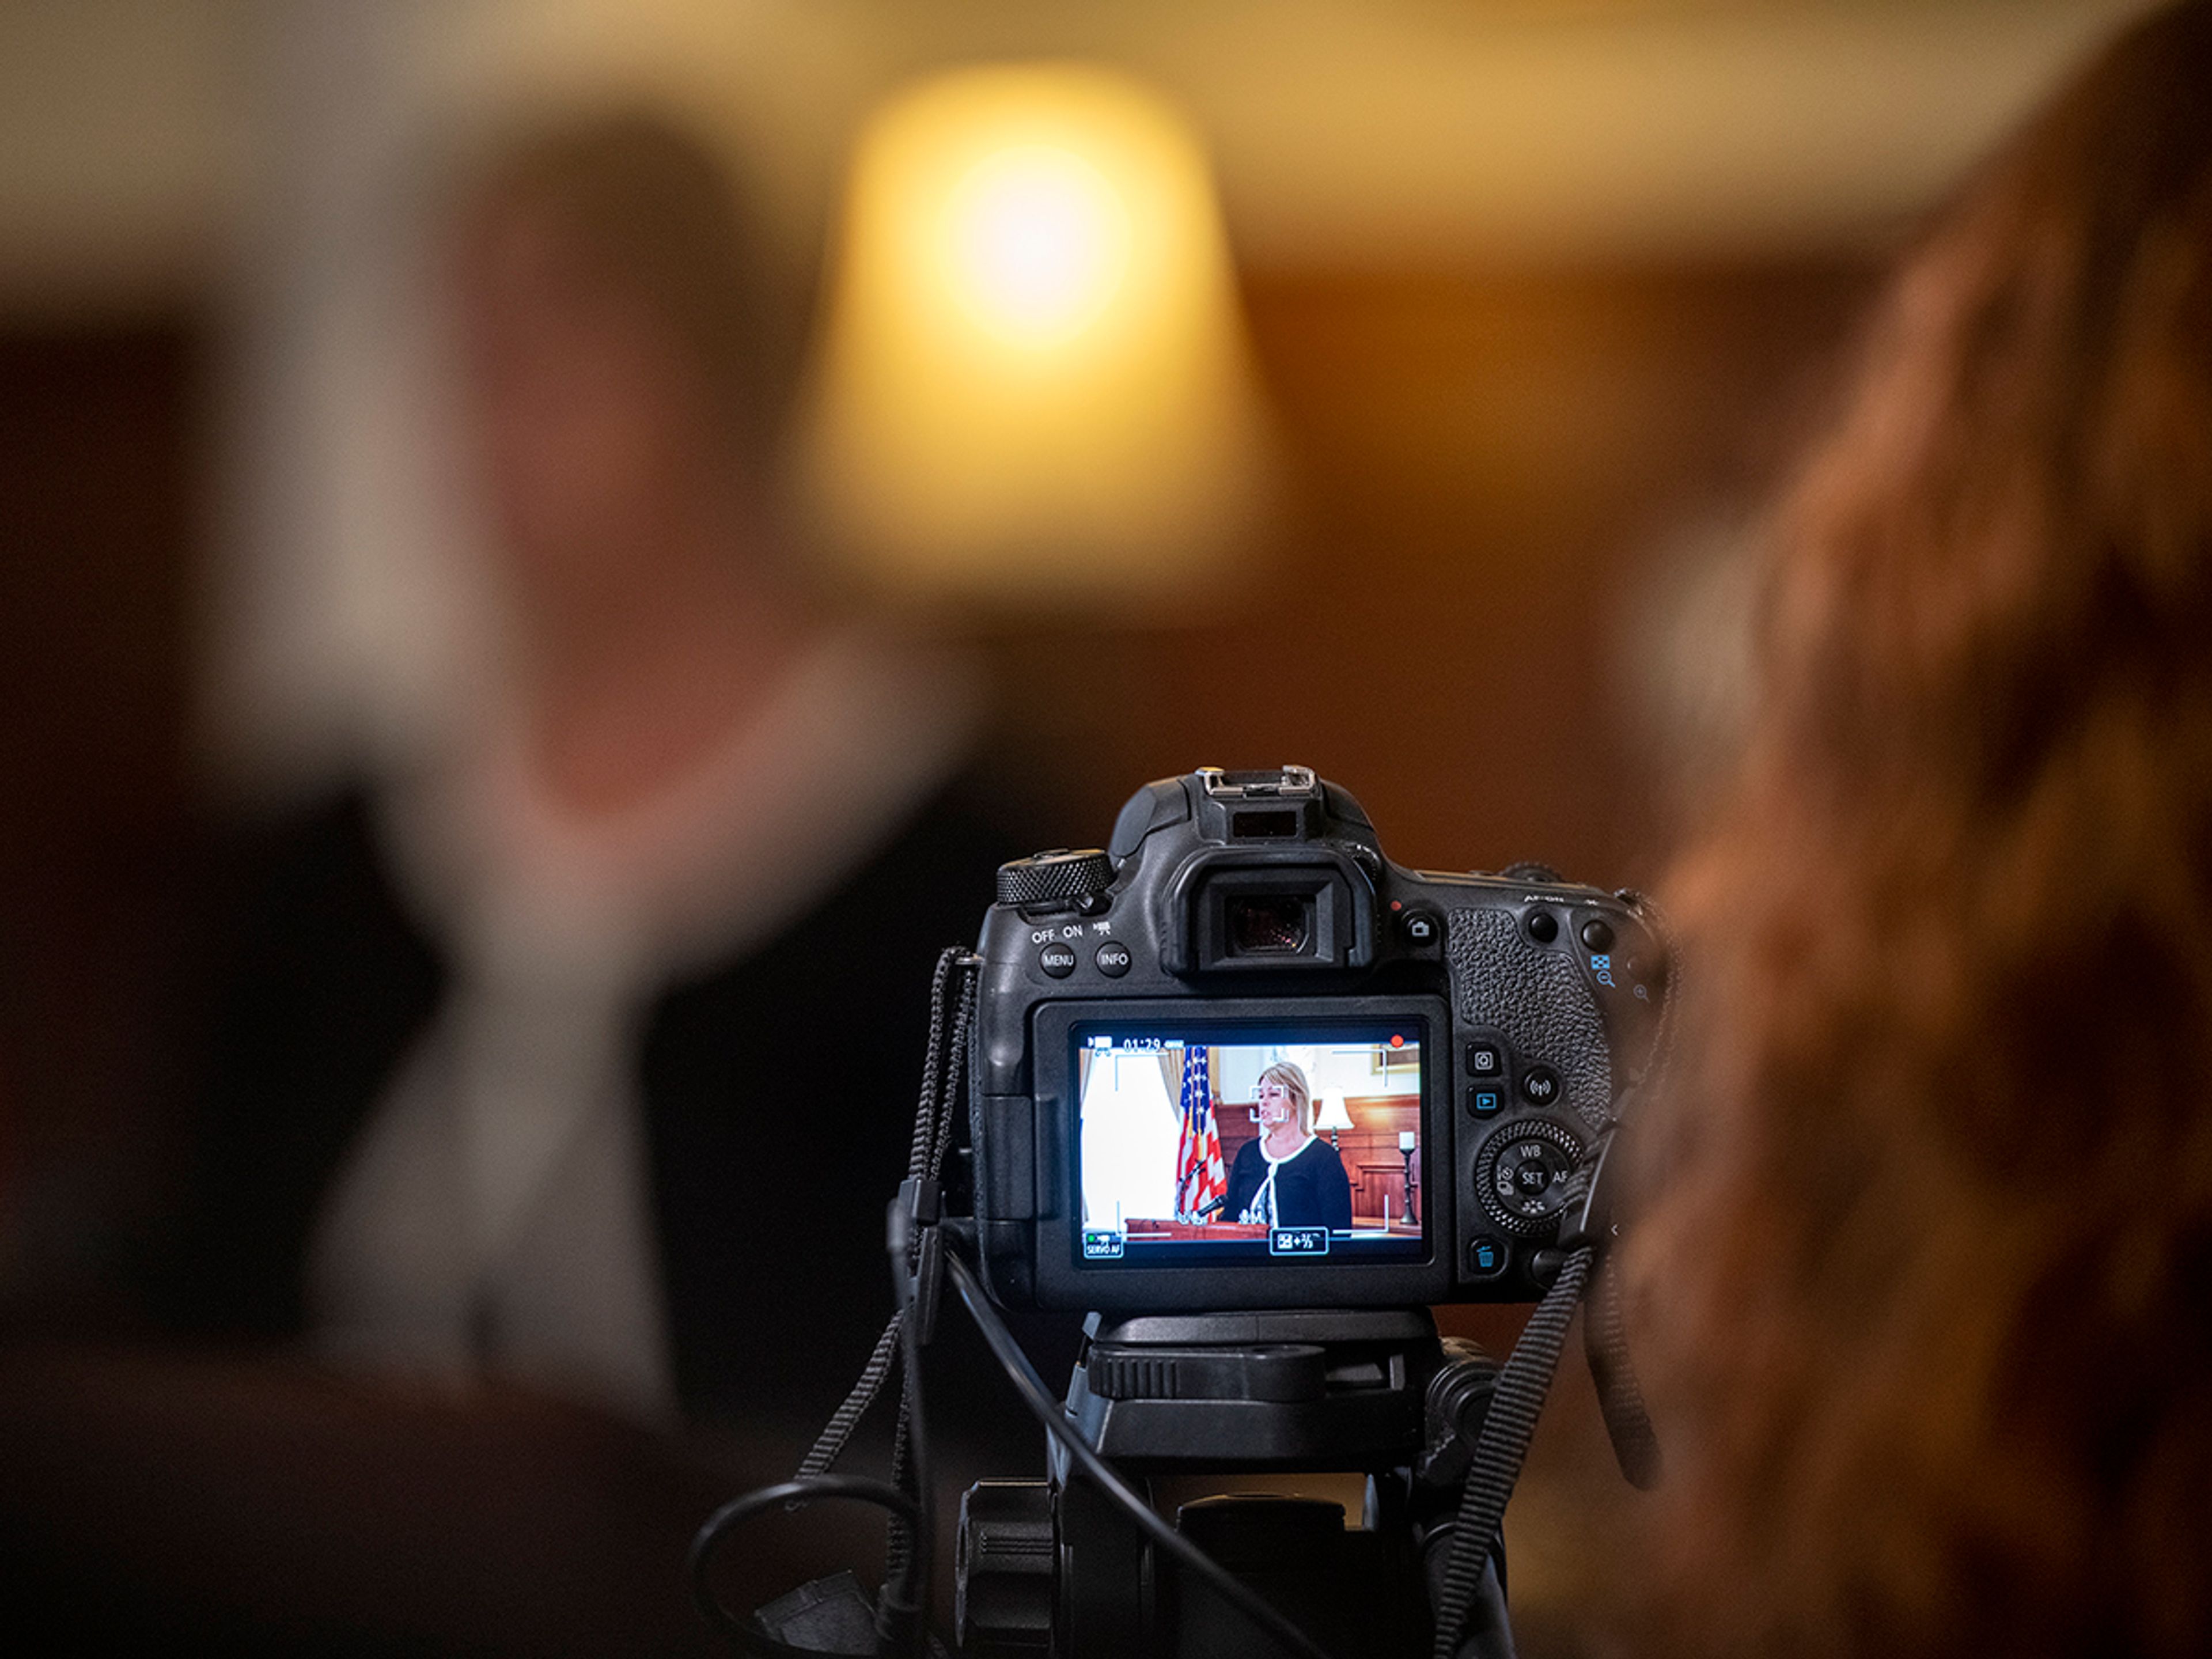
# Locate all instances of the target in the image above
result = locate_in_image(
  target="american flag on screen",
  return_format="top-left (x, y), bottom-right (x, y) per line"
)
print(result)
top-left (1173, 1047), bottom-right (1226, 1222)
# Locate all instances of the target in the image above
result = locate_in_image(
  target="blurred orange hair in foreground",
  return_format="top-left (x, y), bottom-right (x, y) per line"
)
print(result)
top-left (1628, 5), bottom-right (2212, 1657)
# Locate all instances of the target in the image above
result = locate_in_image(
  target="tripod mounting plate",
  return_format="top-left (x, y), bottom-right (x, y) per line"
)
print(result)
top-left (1063, 1306), bottom-right (1442, 1471)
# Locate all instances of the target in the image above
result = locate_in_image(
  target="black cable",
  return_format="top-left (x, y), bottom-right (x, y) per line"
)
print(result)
top-left (878, 1210), bottom-right (935, 1656)
top-left (689, 1475), bottom-right (922, 1643)
top-left (942, 1250), bottom-right (1341, 1659)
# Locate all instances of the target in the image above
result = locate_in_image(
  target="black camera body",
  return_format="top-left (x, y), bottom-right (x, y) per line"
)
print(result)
top-left (968, 766), bottom-right (1669, 1314)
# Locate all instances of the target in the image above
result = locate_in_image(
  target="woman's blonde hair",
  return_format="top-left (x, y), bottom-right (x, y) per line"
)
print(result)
top-left (1255, 1061), bottom-right (1314, 1135)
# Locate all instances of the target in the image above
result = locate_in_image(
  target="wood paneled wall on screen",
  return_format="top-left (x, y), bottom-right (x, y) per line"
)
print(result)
top-left (1334, 1093), bottom-right (1419, 1226)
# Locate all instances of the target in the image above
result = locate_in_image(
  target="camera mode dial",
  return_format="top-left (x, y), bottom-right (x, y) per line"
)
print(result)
top-left (997, 849), bottom-right (1115, 912)
top-left (1474, 1119), bottom-right (1585, 1236)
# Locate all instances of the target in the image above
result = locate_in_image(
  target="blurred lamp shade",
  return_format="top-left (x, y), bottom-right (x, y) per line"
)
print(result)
top-left (794, 63), bottom-right (1273, 606)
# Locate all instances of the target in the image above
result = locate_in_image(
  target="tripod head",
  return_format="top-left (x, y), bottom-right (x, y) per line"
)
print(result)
top-left (1059, 1307), bottom-right (1456, 1471)
top-left (956, 1305), bottom-right (1507, 1658)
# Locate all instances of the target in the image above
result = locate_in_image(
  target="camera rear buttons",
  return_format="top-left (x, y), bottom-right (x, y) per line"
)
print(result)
top-left (1468, 1041), bottom-right (1506, 1116)
top-left (1525, 909), bottom-right (1559, 943)
top-left (1475, 1120), bottom-right (1584, 1234)
top-left (1040, 939), bottom-right (1128, 978)
top-left (1580, 918), bottom-right (1614, 952)
top-left (1465, 1235), bottom-right (1510, 1279)
top-left (1519, 1063), bottom-right (1561, 1106)
top-left (1399, 907), bottom-right (1442, 948)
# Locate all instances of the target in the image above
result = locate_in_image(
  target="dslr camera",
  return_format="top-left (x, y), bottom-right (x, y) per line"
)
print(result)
top-left (721, 766), bottom-right (1672, 1659)
top-left (968, 765), bottom-right (1669, 1315)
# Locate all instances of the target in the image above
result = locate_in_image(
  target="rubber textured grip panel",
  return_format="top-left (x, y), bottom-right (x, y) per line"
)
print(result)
top-left (1445, 907), bottom-right (1611, 1128)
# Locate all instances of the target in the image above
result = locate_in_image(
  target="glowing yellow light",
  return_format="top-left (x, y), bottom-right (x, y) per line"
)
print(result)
top-left (794, 63), bottom-right (1274, 605)
top-left (941, 145), bottom-right (1132, 349)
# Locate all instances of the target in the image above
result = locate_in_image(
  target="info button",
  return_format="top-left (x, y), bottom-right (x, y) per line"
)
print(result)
top-left (1094, 941), bottom-right (1132, 977)
top-left (1038, 941), bottom-right (1078, 978)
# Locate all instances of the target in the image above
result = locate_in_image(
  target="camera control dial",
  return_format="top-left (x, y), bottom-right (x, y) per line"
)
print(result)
top-left (1474, 1120), bottom-right (1585, 1236)
top-left (997, 849), bottom-right (1115, 912)
top-left (956, 1481), bottom-right (1055, 1655)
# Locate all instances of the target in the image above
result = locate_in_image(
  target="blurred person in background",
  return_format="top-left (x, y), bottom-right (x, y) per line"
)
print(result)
top-left (1623, 5), bottom-right (2212, 1657)
top-left (174, 105), bottom-right (1039, 1433)
top-left (0, 104), bottom-right (1067, 1656)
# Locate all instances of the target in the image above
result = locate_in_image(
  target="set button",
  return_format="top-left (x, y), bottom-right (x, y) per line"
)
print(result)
top-left (1475, 1120), bottom-right (1585, 1233)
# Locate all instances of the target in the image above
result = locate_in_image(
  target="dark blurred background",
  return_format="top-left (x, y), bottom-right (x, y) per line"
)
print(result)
top-left (0, 1), bottom-right (2160, 1651)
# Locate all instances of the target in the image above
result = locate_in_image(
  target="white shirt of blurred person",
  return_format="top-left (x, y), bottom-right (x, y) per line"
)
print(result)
top-left (304, 113), bottom-right (976, 1422)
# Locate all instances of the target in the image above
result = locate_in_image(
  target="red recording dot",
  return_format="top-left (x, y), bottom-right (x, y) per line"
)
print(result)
top-left (1389, 1034), bottom-right (1405, 1048)
top-left (1390, 899), bottom-right (1403, 911)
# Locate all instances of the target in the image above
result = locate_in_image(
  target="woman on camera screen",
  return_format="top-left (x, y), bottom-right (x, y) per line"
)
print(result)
top-left (1223, 1062), bottom-right (1354, 1230)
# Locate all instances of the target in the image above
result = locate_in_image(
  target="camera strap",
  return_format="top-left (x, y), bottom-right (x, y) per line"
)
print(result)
top-left (797, 949), bottom-right (979, 1591)
top-left (1430, 1213), bottom-right (1661, 1658)
top-left (1431, 1241), bottom-right (1592, 1654)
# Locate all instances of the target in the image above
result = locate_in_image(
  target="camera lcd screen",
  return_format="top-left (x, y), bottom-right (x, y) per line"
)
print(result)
top-left (1072, 1023), bottom-right (1429, 1271)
